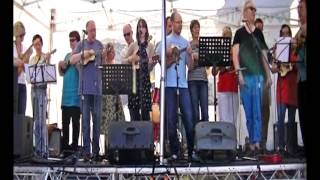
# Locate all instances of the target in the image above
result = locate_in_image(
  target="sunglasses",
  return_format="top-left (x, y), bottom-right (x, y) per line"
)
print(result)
top-left (19, 33), bottom-right (25, 38)
top-left (123, 32), bottom-right (131, 37)
top-left (247, 6), bottom-right (256, 12)
top-left (69, 38), bottom-right (77, 42)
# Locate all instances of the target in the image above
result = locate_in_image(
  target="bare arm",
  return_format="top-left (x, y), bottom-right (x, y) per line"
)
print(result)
top-left (186, 44), bottom-right (194, 70)
top-left (232, 44), bottom-right (244, 86)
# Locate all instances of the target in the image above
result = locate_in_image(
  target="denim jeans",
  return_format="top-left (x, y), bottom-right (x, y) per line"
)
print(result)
top-left (31, 87), bottom-right (48, 158)
top-left (188, 81), bottom-right (209, 122)
top-left (165, 87), bottom-right (194, 157)
top-left (81, 94), bottom-right (102, 156)
top-left (240, 75), bottom-right (263, 144)
top-left (18, 84), bottom-right (27, 115)
top-left (277, 103), bottom-right (296, 149)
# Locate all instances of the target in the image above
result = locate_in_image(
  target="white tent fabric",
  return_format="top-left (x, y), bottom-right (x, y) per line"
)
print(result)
top-left (14, 0), bottom-right (303, 151)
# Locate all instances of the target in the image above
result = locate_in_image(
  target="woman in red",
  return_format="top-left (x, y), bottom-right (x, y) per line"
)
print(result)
top-left (271, 24), bottom-right (298, 155)
top-left (212, 26), bottom-right (239, 124)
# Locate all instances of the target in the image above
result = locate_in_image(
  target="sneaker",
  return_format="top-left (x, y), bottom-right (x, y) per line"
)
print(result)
top-left (92, 154), bottom-right (103, 162)
top-left (167, 154), bottom-right (178, 162)
top-left (188, 151), bottom-right (200, 162)
top-left (83, 154), bottom-right (91, 162)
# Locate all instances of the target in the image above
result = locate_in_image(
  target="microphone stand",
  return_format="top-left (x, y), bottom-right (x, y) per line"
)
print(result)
top-left (243, 21), bottom-right (271, 71)
top-left (77, 31), bottom-right (86, 156)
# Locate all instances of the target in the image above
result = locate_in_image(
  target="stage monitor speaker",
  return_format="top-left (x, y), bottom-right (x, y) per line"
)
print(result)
top-left (194, 121), bottom-right (237, 161)
top-left (48, 128), bottom-right (62, 157)
top-left (107, 121), bottom-right (154, 164)
top-left (14, 114), bottom-right (33, 159)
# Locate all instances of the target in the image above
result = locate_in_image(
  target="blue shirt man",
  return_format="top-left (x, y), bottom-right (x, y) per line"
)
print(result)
top-left (70, 20), bottom-right (105, 161)
top-left (164, 12), bottom-right (196, 161)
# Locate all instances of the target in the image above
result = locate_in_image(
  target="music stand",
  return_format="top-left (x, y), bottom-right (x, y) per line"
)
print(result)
top-left (198, 36), bottom-right (232, 121)
top-left (275, 37), bottom-right (291, 63)
top-left (102, 64), bottom-right (132, 95)
top-left (198, 36), bottom-right (231, 67)
top-left (27, 64), bottom-right (57, 84)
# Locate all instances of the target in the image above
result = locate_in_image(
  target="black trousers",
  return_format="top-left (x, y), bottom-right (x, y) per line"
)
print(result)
top-left (62, 106), bottom-right (81, 150)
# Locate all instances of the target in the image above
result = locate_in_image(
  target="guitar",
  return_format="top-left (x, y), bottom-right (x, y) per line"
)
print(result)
top-left (82, 49), bottom-right (105, 66)
top-left (279, 63), bottom-right (293, 77)
top-left (44, 49), bottom-right (57, 62)
top-left (17, 44), bottom-right (34, 75)
top-left (166, 45), bottom-right (187, 68)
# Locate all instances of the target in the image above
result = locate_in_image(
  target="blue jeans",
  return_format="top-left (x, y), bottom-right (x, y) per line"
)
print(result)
top-left (240, 75), bottom-right (263, 144)
top-left (18, 84), bottom-right (27, 115)
top-left (31, 87), bottom-right (48, 158)
top-left (277, 103), bottom-right (296, 149)
top-left (165, 87), bottom-right (194, 157)
top-left (188, 81), bottom-right (209, 122)
top-left (81, 95), bottom-right (102, 156)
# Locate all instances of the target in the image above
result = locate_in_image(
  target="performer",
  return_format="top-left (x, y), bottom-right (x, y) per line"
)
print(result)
top-left (164, 11), bottom-right (197, 161)
top-left (123, 18), bottom-right (156, 121)
top-left (13, 21), bottom-right (33, 115)
top-left (100, 42), bottom-right (125, 155)
top-left (232, 0), bottom-right (272, 156)
top-left (187, 19), bottom-right (209, 122)
top-left (70, 20), bottom-right (105, 161)
top-left (29, 34), bottom-right (51, 159)
top-left (295, 0), bottom-right (307, 152)
top-left (211, 26), bottom-right (239, 125)
top-left (271, 24), bottom-right (298, 156)
top-left (58, 31), bottom-right (81, 154)
top-left (254, 18), bottom-right (271, 152)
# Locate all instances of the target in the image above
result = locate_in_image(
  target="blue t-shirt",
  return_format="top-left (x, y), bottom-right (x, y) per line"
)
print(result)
top-left (165, 34), bottom-right (190, 88)
top-left (74, 39), bottom-right (103, 95)
top-left (61, 53), bottom-right (80, 107)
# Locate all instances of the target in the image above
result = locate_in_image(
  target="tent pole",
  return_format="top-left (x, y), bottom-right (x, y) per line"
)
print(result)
top-left (159, 0), bottom-right (167, 165)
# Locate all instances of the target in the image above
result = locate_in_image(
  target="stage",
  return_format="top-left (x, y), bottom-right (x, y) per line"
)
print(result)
top-left (13, 156), bottom-right (306, 179)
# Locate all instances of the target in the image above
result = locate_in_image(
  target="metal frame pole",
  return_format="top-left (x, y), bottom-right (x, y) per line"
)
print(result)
top-left (159, 0), bottom-right (167, 165)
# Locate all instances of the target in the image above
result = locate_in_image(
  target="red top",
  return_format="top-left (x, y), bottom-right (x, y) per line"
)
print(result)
top-left (217, 68), bottom-right (238, 92)
top-left (276, 52), bottom-right (298, 106)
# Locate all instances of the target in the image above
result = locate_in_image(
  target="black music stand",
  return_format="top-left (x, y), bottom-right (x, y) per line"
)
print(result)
top-left (102, 64), bottom-right (132, 95)
top-left (198, 36), bottom-right (231, 121)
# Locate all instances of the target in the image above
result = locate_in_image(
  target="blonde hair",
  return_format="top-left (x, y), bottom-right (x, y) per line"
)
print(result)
top-left (242, 0), bottom-right (255, 15)
top-left (222, 26), bottom-right (232, 38)
top-left (13, 21), bottom-right (25, 37)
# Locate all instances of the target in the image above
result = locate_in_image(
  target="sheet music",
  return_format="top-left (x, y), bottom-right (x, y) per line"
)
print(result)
top-left (26, 64), bottom-right (57, 84)
top-left (275, 37), bottom-right (291, 63)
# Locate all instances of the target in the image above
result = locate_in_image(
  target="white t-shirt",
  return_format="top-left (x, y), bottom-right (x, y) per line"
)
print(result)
top-left (13, 43), bottom-right (27, 85)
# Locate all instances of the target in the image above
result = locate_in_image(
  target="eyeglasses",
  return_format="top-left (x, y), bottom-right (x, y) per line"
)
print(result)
top-left (247, 6), bottom-right (256, 12)
top-left (69, 38), bottom-right (77, 42)
top-left (123, 32), bottom-right (131, 37)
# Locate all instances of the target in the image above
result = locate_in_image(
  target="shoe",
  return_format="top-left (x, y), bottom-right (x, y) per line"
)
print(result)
top-left (92, 154), bottom-right (103, 162)
top-left (167, 154), bottom-right (178, 162)
top-left (188, 151), bottom-right (200, 162)
top-left (83, 154), bottom-right (91, 162)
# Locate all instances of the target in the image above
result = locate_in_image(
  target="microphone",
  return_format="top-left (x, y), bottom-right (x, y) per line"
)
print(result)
top-left (82, 30), bottom-right (87, 35)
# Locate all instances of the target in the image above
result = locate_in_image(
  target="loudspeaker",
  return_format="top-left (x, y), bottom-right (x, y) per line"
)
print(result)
top-left (194, 121), bottom-right (237, 161)
top-left (107, 121), bottom-right (154, 164)
top-left (14, 114), bottom-right (33, 159)
top-left (48, 128), bottom-right (62, 157)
